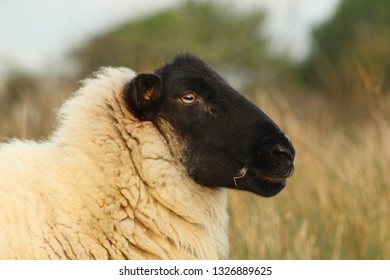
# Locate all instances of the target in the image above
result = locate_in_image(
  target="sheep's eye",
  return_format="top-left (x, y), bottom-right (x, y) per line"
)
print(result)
top-left (179, 92), bottom-right (198, 104)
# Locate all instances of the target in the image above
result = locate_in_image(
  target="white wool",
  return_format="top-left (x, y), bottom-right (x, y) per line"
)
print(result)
top-left (0, 67), bottom-right (228, 260)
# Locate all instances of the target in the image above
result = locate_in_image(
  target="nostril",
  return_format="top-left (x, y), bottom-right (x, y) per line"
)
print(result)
top-left (273, 144), bottom-right (294, 162)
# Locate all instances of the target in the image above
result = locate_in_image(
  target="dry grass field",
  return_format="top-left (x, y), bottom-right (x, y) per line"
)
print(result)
top-left (229, 92), bottom-right (390, 259)
top-left (1, 77), bottom-right (389, 260)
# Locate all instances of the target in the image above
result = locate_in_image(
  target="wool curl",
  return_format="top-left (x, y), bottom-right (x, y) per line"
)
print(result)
top-left (0, 67), bottom-right (228, 260)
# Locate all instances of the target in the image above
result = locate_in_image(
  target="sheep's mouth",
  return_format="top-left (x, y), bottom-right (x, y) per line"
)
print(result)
top-left (254, 173), bottom-right (287, 183)
top-left (233, 166), bottom-right (294, 197)
top-left (253, 165), bottom-right (294, 180)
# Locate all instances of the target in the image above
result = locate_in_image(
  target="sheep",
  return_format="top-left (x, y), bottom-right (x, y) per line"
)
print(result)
top-left (0, 54), bottom-right (295, 260)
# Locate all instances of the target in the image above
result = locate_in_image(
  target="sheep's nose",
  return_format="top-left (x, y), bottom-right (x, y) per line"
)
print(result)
top-left (273, 144), bottom-right (295, 162)
top-left (271, 135), bottom-right (295, 177)
top-left (276, 134), bottom-right (295, 160)
top-left (253, 132), bottom-right (295, 178)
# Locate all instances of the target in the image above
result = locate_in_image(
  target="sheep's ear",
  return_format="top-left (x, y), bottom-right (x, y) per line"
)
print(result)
top-left (125, 73), bottom-right (162, 120)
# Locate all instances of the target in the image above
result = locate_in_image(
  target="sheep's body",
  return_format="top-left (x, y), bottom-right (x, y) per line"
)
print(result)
top-left (0, 67), bottom-right (228, 259)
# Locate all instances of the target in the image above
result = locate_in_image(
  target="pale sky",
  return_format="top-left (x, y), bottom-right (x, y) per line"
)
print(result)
top-left (0, 0), bottom-right (339, 74)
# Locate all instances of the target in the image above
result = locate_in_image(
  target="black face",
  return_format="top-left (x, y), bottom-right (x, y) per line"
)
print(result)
top-left (125, 54), bottom-right (295, 197)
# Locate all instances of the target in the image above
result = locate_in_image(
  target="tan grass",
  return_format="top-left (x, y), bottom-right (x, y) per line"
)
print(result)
top-left (1, 78), bottom-right (389, 260)
top-left (0, 80), bottom-right (71, 140)
top-left (228, 91), bottom-right (390, 259)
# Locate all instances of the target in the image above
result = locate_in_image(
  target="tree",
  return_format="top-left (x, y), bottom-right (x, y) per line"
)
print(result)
top-left (71, 1), bottom-right (274, 90)
top-left (301, 0), bottom-right (390, 108)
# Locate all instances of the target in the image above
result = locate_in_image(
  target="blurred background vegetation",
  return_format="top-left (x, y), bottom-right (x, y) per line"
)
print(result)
top-left (1, 0), bottom-right (389, 259)
top-left (71, 1), bottom-right (277, 90)
top-left (301, 0), bottom-right (390, 117)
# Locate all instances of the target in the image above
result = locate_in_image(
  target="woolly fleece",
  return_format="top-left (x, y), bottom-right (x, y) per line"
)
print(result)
top-left (0, 67), bottom-right (228, 259)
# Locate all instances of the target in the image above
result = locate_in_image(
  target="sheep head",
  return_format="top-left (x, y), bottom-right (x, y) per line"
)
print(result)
top-left (124, 54), bottom-right (295, 197)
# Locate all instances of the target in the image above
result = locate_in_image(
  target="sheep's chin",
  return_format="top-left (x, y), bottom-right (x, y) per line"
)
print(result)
top-left (233, 166), bottom-right (288, 197)
top-left (251, 173), bottom-right (287, 197)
